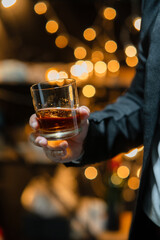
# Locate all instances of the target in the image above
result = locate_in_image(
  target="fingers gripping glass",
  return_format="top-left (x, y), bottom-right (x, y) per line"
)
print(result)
top-left (30, 79), bottom-right (81, 140)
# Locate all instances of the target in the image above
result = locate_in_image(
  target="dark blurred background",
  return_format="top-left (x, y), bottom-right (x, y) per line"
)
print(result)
top-left (0, 1), bottom-right (142, 240)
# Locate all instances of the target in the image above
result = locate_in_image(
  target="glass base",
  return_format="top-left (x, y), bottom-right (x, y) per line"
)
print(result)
top-left (38, 128), bottom-right (81, 140)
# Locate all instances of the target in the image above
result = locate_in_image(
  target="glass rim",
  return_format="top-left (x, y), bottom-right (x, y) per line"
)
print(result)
top-left (30, 78), bottom-right (76, 91)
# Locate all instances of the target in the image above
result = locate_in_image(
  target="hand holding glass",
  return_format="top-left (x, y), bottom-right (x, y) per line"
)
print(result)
top-left (30, 79), bottom-right (81, 140)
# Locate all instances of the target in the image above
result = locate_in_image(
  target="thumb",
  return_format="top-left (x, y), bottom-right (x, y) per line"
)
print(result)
top-left (79, 106), bottom-right (90, 124)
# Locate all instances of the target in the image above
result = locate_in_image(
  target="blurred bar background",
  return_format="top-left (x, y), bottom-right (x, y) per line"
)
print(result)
top-left (0, 0), bottom-right (142, 240)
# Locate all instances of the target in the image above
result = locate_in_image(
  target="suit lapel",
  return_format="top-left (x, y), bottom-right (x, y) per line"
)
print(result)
top-left (143, 9), bottom-right (160, 162)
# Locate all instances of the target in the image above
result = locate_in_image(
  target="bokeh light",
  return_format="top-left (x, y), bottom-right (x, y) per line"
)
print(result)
top-left (126, 56), bottom-right (138, 67)
top-left (137, 167), bottom-right (142, 178)
top-left (133, 17), bottom-right (142, 31)
top-left (117, 165), bottom-right (130, 179)
top-left (83, 28), bottom-right (96, 41)
top-left (70, 61), bottom-right (88, 79)
top-left (111, 173), bottom-right (123, 186)
top-left (46, 20), bottom-right (59, 34)
top-left (70, 64), bottom-right (83, 77)
top-left (84, 167), bottom-right (98, 180)
top-left (103, 7), bottom-right (116, 20)
top-left (128, 177), bottom-right (140, 190)
top-left (125, 45), bottom-right (137, 57)
top-left (85, 60), bottom-right (93, 73)
top-left (82, 85), bottom-right (96, 98)
top-left (107, 60), bottom-right (120, 73)
top-left (74, 46), bottom-right (87, 59)
top-left (45, 68), bottom-right (59, 81)
top-left (58, 71), bottom-right (68, 79)
top-left (94, 61), bottom-right (107, 74)
top-left (124, 148), bottom-right (138, 159)
top-left (34, 2), bottom-right (47, 15)
top-left (91, 50), bottom-right (104, 62)
top-left (105, 40), bottom-right (117, 53)
top-left (2, 0), bottom-right (16, 8)
top-left (55, 35), bottom-right (68, 48)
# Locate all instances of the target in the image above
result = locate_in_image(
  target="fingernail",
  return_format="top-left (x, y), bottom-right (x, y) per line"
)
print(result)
top-left (31, 122), bottom-right (38, 128)
top-left (39, 139), bottom-right (47, 145)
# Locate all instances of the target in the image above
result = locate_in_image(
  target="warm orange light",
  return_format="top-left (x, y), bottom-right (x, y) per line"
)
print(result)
top-left (85, 60), bottom-right (93, 73)
top-left (103, 7), bottom-right (116, 20)
top-left (58, 71), bottom-right (68, 79)
top-left (133, 17), bottom-right (141, 31)
top-left (107, 60), bottom-right (120, 73)
top-left (111, 173), bottom-right (122, 186)
top-left (82, 85), bottom-right (96, 98)
top-left (74, 46), bottom-right (87, 59)
top-left (46, 20), bottom-right (59, 34)
top-left (117, 166), bottom-right (130, 179)
top-left (125, 45), bottom-right (137, 57)
top-left (91, 50), bottom-right (104, 62)
top-left (126, 56), bottom-right (138, 67)
top-left (105, 40), bottom-right (117, 53)
top-left (137, 167), bottom-right (142, 178)
top-left (128, 177), bottom-right (140, 190)
top-left (83, 28), bottom-right (96, 41)
top-left (2, 0), bottom-right (16, 8)
top-left (94, 61), bottom-right (107, 74)
top-left (34, 2), bottom-right (47, 15)
top-left (55, 35), bottom-right (68, 48)
top-left (45, 68), bottom-right (59, 81)
top-left (84, 167), bottom-right (98, 180)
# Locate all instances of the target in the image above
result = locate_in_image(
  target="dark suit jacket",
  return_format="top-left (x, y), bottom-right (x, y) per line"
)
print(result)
top-left (67, 0), bottom-right (160, 238)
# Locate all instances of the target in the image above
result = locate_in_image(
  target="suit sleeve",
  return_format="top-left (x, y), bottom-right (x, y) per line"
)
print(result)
top-left (66, 6), bottom-right (147, 167)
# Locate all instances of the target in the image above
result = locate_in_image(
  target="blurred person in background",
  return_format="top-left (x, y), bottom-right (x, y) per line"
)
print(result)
top-left (29, 0), bottom-right (160, 239)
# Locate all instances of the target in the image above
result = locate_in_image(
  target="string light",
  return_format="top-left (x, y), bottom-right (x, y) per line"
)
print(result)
top-left (82, 85), bottom-right (96, 98)
top-left (74, 46), bottom-right (87, 59)
top-left (34, 2), bottom-right (47, 15)
top-left (55, 35), bottom-right (68, 48)
top-left (45, 20), bottom-right (59, 34)
top-left (105, 40), bottom-right (117, 53)
top-left (133, 17), bottom-right (141, 31)
top-left (103, 7), bottom-right (116, 20)
top-left (83, 28), bottom-right (96, 41)
top-left (2, 0), bottom-right (16, 8)
top-left (84, 167), bottom-right (98, 180)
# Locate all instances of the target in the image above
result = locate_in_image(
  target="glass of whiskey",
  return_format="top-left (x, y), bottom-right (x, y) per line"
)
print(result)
top-left (30, 78), bottom-right (81, 140)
